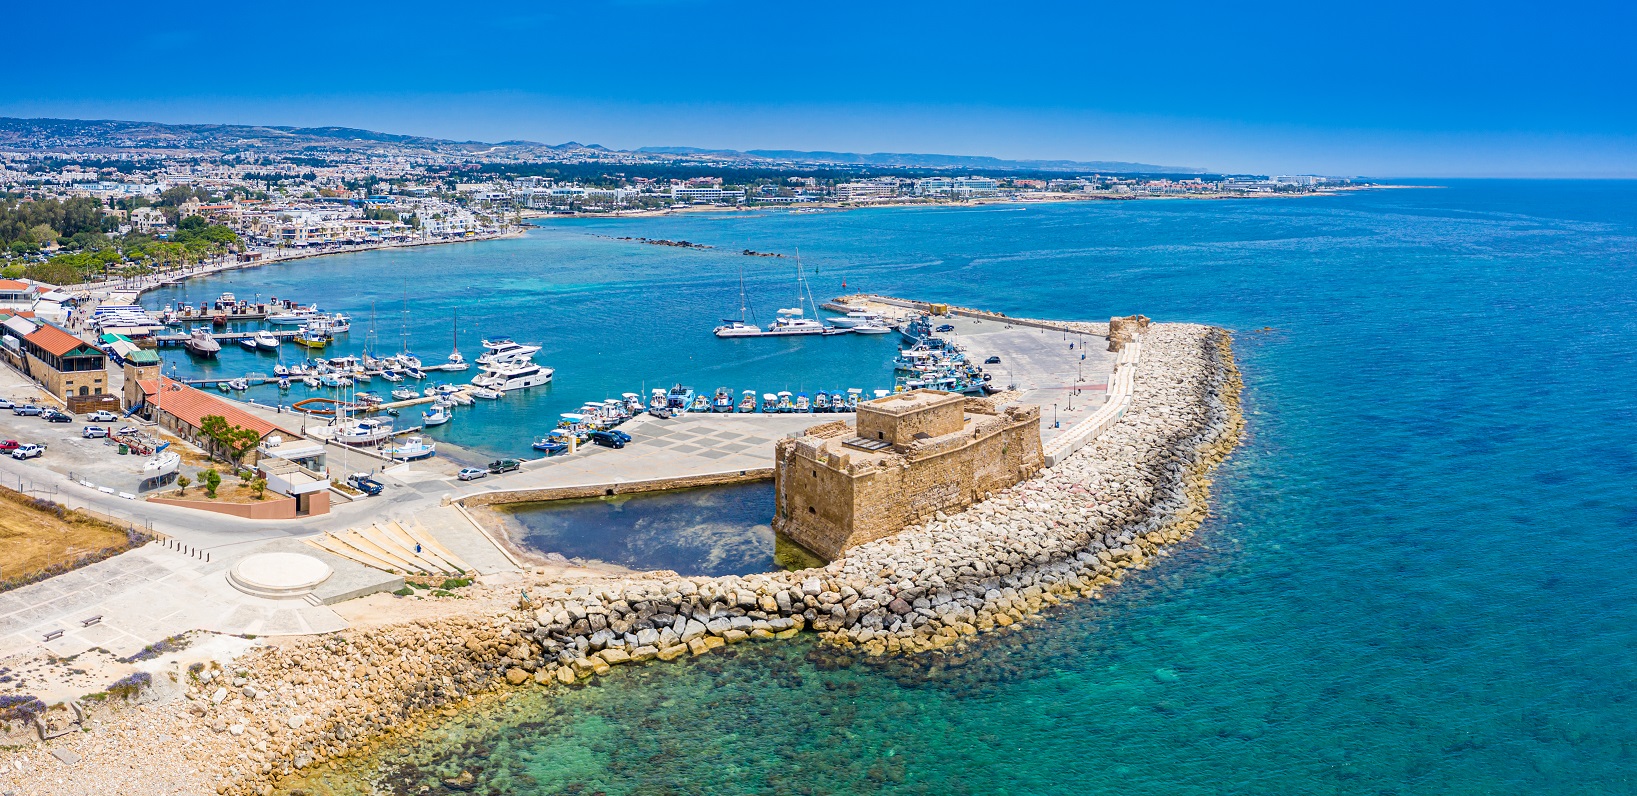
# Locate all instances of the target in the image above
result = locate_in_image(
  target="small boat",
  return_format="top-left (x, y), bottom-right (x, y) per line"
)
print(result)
top-left (667, 384), bottom-right (694, 409)
top-left (184, 328), bottom-right (221, 358)
top-left (237, 336), bottom-right (260, 352)
top-left (761, 393), bottom-right (778, 412)
top-left (228, 378), bottom-right (249, 391)
top-left (398, 354), bottom-right (424, 370)
top-left (532, 438), bottom-right (569, 454)
top-left (777, 391), bottom-right (794, 413)
top-left (321, 373), bottom-right (348, 388)
top-left (216, 381), bottom-right (231, 393)
top-left (274, 364), bottom-right (290, 377)
top-left (690, 394), bottom-right (711, 413)
top-left (353, 391), bottom-right (383, 406)
top-left (813, 391), bottom-right (830, 412)
top-left (387, 435), bottom-right (437, 461)
top-left (470, 387), bottom-right (502, 400)
top-left (712, 387), bottom-right (735, 413)
top-left (846, 388), bottom-right (863, 411)
top-left (292, 329), bottom-right (329, 350)
top-left (446, 391), bottom-right (474, 406)
top-left (390, 387), bottom-right (418, 401)
top-left (303, 375), bottom-right (321, 389)
top-left (737, 390), bottom-right (757, 413)
top-left (622, 393), bottom-right (644, 414)
top-left (794, 393), bottom-right (810, 413)
top-left (379, 370), bottom-right (404, 382)
top-left (649, 389), bottom-right (668, 413)
top-left (422, 403), bottom-right (452, 426)
top-left (404, 366), bottom-right (426, 380)
top-left (278, 377), bottom-right (291, 391)
top-left (254, 330), bottom-right (281, 350)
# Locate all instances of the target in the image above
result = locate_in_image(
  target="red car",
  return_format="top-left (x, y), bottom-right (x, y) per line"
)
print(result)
top-left (0, 440), bottom-right (18, 452)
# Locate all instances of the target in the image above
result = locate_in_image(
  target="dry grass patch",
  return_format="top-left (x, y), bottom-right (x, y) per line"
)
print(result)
top-left (0, 486), bottom-right (148, 591)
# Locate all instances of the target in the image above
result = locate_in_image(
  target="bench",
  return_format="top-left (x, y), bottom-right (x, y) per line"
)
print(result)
top-left (43, 629), bottom-right (64, 641)
top-left (80, 616), bottom-right (102, 627)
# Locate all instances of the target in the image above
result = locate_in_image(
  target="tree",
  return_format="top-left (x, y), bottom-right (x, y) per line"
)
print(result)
top-left (176, 474), bottom-right (191, 496)
top-left (250, 477), bottom-right (268, 500)
top-left (203, 468), bottom-right (221, 498)
top-left (199, 415), bottom-right (263, 463)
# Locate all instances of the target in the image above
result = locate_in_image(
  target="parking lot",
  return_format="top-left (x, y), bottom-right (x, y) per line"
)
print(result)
top-left (0, 367), bottom-right (170, 496)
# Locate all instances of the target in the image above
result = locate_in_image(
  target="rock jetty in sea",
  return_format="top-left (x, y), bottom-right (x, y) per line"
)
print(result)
top-left (1, 319), bottom-right (1242, 796)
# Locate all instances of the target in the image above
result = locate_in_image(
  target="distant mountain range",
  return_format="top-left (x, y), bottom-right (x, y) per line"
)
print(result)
top-left (637, 146), bottom-right (1198, 173)
top-left (0, 117), bottom-right (1199, 173)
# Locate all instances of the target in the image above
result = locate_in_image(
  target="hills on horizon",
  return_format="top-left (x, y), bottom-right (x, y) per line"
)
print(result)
top-left (0, 117), bottom-right (1202, 174)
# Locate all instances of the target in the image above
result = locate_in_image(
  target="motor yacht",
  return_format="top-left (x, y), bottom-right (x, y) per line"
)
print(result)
top-left (237, 336), bottom-right (259, 352)
top-left (852, 322), bottom-right (893, 334)
top-left (471, 360), bottom-right (554, 392)
top-left (253, 330), bottom-right (281, 350)
top-left (379, 370), bottom-right (404, 382)
top-left (764, 307), bottom-right (827, 336)
top-left (184, 328), bottom-right (221, 358)
top-left (827, 310), bottom-right (889, 328)
top-left (476, 337), bottom-right (542, 366)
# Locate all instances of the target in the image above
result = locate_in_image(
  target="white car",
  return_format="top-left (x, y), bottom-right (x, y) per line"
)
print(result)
top-left (457, 467), bottom-right (487, 481)
top-left (11, 444), bottom-right (45, 460)
top-left (0, 399), bottom-right (13, 410)
top-left (85, 410), bottom-right (117, 422)
top-left (82, 426), bottom-right (109, 439)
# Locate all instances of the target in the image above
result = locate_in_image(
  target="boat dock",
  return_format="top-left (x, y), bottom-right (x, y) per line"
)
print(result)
top-left (155, 329), bottom-right (304, 346)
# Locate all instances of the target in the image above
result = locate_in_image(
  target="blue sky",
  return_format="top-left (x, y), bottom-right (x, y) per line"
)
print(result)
top-left (5, 0), bottom-right (1633, 176)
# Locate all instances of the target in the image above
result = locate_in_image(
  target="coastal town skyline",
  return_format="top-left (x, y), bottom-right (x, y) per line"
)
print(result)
top-left (5, 0), bottom-right (1632, 178)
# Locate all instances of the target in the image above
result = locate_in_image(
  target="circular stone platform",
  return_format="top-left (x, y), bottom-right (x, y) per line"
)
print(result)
top-left (227, 552), bottom-right (334, 599)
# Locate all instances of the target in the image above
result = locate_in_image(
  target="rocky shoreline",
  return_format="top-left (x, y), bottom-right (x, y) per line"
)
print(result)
top-left (0, 320), bottom-right (1242, 796)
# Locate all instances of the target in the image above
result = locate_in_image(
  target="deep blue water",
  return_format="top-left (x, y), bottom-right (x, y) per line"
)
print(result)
top-left (227, 181), bottom-right (1637, 795)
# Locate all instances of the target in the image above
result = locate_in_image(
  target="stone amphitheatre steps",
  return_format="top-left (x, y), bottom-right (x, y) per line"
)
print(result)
top-left (303, 521), bottom-right (473, 577)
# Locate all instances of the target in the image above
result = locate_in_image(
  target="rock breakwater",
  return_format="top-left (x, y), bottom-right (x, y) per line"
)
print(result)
top-left (2, 320), bottom-right (1242, 796)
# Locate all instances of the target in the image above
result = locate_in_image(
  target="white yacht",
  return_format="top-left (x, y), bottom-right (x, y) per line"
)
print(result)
top-left (333, 417), bottom-right (393, 445)
top-left (828, 310), bottom-right (888, 328)
top-left (267, 308), bottom-right (320, 325)
top-left (764, 307), bottom-right (826, 336)
top-left (476, 337), bottom-right (542, 366)
top-left (253, 330), bottom-right (281, 350)
top-left (472, 360), bottom-right (554, 392)
top-left (852, 322), bottom-right (893, 334)
top-left (713, 319), bottom-right (764, 338)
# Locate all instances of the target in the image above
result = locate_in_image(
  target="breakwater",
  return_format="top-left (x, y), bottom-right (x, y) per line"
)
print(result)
top-left (5, 319), bottom-right (1241, 796)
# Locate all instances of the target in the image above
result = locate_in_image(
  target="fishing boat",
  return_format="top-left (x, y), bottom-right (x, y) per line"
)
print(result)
top-left (390, 387), bottom-right (418, 401)
top-left (761, 392), bottom-right (778, 412)
top-left (184, 328), bottom-right (221, 358)
top-left (813, 391), bottom-right (830, 412)
top-left (334, 417), bottom-right (393, 446)
top-left (690, 393), bottom-right (711, 413)
top-left (470, 387), bottom-right (502, 400)
top-left (532, 432), bottom-right (569, 454)
top-left (648, 389), bottom-right (668, 413)
top-left (292, 329), bottom-right (329, 350)
top-left (254, 330), bottom-right (281, 350)
top-left (422, 403), bottom-right (452, 426)
top-left (387, 436), bottom-right (437, 461)
top-left (737, 390), bottom-right (757, 413)
top-left (794, 393), bottom-right (810, 412)
top-left (666, 384), bottom-right (694, 409)
top-left (471, 360), bottom-right (553, 392)
top-left (775, 391), bottom-right (794, 412)
top-left (712, 387), bottom-right (735, 412)
top-left (846, 388), bottom-right (863, 411)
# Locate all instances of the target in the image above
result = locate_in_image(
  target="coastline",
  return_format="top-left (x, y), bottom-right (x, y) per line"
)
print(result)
top-left (0, 309), bottom-right (1244, 796)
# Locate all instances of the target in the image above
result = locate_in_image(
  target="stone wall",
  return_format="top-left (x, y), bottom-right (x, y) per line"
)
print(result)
top-left (1107, 314), bottom-right (1151, 351)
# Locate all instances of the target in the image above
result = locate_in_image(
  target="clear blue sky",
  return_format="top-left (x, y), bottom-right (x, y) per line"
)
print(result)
top-left (6, 0), bottom-right (1633, 176)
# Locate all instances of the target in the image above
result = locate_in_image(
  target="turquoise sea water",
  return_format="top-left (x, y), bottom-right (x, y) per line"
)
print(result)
top-left (205, 182), bottom-right (1637, 795)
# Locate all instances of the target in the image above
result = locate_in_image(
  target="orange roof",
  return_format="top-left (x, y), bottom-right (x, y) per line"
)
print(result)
top-left (0, 279), bottom-right (32, 291)
top-left (151, 377), bottom-right (301, 439)
top-left (24, 325), bottom-right (96, 358)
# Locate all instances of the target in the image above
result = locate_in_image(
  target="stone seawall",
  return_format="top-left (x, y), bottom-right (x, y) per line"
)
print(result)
top-left (458, 468), bottom-right (773, 508)
top-left (3, 321), bottom-right (1243, 796)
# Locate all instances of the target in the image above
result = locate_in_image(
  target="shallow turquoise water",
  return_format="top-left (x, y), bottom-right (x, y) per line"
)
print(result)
top-left (223, 182), bottom-right (1637, 794)
top-left (503, 483), bottom-right (777, 577)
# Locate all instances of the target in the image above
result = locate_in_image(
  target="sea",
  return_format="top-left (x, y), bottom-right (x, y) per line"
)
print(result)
top-left (148, 181), bottom-right (1637, 795)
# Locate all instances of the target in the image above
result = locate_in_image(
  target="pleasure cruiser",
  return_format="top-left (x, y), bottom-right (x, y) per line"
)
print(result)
top-left (477, 337), bottom-right (542, 366)
top-left (471, 360), bottom-right (554, 392)
top-left (184, 328), bottom-right (221, 358)
top-left (253, 330), bottom-right (281, 350)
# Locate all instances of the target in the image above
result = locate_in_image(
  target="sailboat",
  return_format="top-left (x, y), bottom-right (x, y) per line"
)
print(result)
top-left (763, 250), bottom-right (826, 336)
top-left (445, 309), bottom-right (469, 370)
top-left (713, 264), bottom-right (762, 337)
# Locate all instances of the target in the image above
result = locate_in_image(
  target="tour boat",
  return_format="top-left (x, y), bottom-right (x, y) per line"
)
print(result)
top-left (761, 393), bottom-right (778, 412)
top-left (648, 389), bottom-right (668, 413)
top-left (471, 360), bottom-right (553, 392)
top-left (666, 384), bottom-right (694, 409)
top-left (387, 436), bottom-right (437, 461)
top-left (623, 392), bottom-right (645, 415)
top-left (253, 330), bottom-right (281, 350)
top-left (794, 393), bottom-right (810, 413)
top-left (184, 328), bottom-right (221, 358)
top-left (712, 387), bottom-right (735, 412)
top-left (737, 390), bottom-right (757, 413)
top-left (334, 418), bottom-right (393, 445)
top-left (422, 403), bottom-right (452, 426)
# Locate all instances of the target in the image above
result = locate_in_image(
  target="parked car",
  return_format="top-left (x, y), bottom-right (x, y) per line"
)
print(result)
top-left (0, 439), bottom-right (19, 452)
top-left (935, 324), bottom-right (956, 333)
top-left (347, 473), bottom-right (384, 496)
top-left (82, 426), bottom-right (109, 439)
top-left (457, 467), bottom-right (487, 481)
top-left (0, 399), bottom-right (14, 410)
top-left (984, 355), bottom-right (1001, 364)
top-left (608, 429), bottom-right (632, 444)
top-left (589, 430), bottom-right (626, 449)
top-left (86, 410), bottom-right (117, 422)
top-left (11, 443), bottom-right (45, 460)
top-left (12, 405), bottom-right (43, 417)
top-left (487, 458), bottom-right (522, 474)
top-left (42, 409), bottom-right (72, 423)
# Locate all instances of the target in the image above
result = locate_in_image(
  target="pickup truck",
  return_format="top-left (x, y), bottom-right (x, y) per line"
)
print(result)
top-left (86, 410), bottom-right (118, 422)
top-left (11, 443), bottom-right (45, 460)
top-left (486, 458), bottom-right (522, 475)
top-left (12, 405), bottom-right (43, 417)
top-left (346, 473), bottom-right (384, 496)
